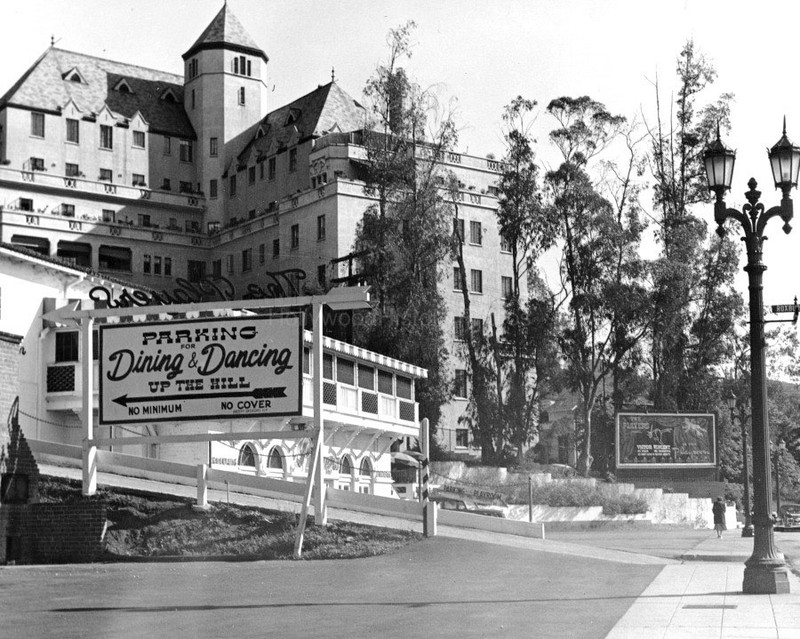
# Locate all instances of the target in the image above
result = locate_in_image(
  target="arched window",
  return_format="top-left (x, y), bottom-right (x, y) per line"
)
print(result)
top-left (267, 447), bottom-right (283, 470)
top-left (340, 456), bottom-right (353, 476)
top-left (238, 443), bottom-right (257, 468)
top-left (359, 458), bottom-right (372, 478)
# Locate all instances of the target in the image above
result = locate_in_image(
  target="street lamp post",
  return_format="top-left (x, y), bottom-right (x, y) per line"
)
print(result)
top-left (728, 391), bottom-right (754, 537)
top-left (703, 120), bottom-right (800, 594)
top-left (775, 439), bottom-right (786, 519)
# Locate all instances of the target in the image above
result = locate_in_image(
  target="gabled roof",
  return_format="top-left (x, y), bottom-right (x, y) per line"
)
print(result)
top-left (0, 48), bottom-right (195, 139)
top-left (234, 81), bottom-right (365, 163)
top-left (183, 4), bottom-right (267, 62)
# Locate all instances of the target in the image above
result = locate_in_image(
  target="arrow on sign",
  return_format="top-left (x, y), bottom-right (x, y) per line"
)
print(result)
top-left (112, 387), bottom-right (287, 407)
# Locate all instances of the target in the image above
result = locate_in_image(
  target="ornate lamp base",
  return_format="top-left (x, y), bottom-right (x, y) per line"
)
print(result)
top-left (743, 558), bottom-right (791, 594)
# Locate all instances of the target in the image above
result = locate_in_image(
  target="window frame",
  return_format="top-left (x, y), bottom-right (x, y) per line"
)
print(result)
top-left (100, 124), bottom-right (113, 150)
top-left (31, 112), bottom-right (45, 138)
top-left (66, 118), bottom-right (80, 144)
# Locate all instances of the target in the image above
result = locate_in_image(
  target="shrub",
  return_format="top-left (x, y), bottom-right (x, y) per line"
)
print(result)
top-left (600, 493), bottom-right (649, 516)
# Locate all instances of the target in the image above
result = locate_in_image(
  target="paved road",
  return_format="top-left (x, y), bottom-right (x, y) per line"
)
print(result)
top-left (0, 537), bottom-right (663, 639)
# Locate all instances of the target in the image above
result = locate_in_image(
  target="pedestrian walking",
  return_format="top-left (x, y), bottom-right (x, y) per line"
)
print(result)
top-left (713, 496), bottom-right (727, 538)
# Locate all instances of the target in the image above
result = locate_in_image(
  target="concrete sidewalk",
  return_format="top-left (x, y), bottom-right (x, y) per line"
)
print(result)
top-left (606, 534), bottom-right (800, 639)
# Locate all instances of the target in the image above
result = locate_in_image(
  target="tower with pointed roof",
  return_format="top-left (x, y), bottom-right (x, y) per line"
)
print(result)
top-left (182, 4), bottom-right (268, 224)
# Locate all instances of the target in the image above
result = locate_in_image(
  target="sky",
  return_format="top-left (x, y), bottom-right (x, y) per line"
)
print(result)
top-left (3, 0), bottom-right (800, 306)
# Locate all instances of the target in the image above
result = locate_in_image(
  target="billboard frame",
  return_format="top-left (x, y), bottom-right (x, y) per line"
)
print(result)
top-left (615, 411), bottom-right (717, 470)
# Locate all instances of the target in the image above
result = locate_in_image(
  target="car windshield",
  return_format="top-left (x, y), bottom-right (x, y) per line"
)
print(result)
top-left (782, 505), bottom-right (800, 514)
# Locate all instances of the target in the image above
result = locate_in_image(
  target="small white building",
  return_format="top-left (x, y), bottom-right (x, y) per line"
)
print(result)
top-left (2, 246), bottom-right (425, 498)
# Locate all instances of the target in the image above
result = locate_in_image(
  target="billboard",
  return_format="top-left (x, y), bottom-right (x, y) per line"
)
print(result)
top-left (616, 412), bottom-right (716, 469)
top-left (99, 314), bottom-right (303, 424)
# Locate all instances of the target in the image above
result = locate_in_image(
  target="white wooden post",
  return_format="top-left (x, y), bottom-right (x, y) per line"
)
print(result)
top-left (196, 463), bottom-right (209, 509)
top-left (312, 301), bottom-right (327, 525)
top-left (293, 428), bottom-right (323, 559)
top-left (81, 317), bottom-right (97, 496)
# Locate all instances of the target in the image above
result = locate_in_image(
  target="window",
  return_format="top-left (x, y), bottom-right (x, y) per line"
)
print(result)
top-left (323, 353), bottom-right (334, 379)
top-left (470, 220), bottom-right (482, 245)
top-left (396, 376), bottom-right (412, 399)
top-left (188, 58), bottom-right (198, 79)
top-left (143, 254), bottom-right (151, 274)
top-left (187, 260), bottom-right (206, 282)
top-left (267, 448), bottom-right (283, 470)
top-left (133, 131), bottom-right (145, 148)
top-left (268, 157), bottom-right (276, 180)
top-left (454, 316), bottom-right (467, 341)
top-left (61, 204), bottom-right (75, 218)
top-left (209, 137), bottom-right (218, 157)
top-left (161, 178), bottom-right (171, 190)
top-left (154, 256), bottom-right (162, 276)
top-left (259, 243), bottom-right (265, 264)
top-left (102, 209), bottom-right (115, 223)
top-left (259, 162), bottom-right (264, 180)
top-left (317, 264), bottom-right (326, 287)
top-left (291, 224), bottom-right (299, 249)
top-left (19, 199), bottom-right (33, 212)
top-left (191, 89), bottom-right (195, 110)
top-left (229, 175), bottom-right (237, 197)
top-left (226, 254), bottom-right (234, 274)
top-left (272, 239), bottom-right (280, 259)
top-left (289, 148), bottom-right (297, 172)
top-left (179, 139), bottom-right (193, 162)
top-left (242, 248), bottom-right (252, 272)
top-left (138, 213), bottom-right (151, 227)
top-left (358, 365), bottom-right (375, 390)
top-left (456, 429), bottom-right (469, 448)
top-left (31, 112), bottom-right (45, 137)
top-left (238, 444), bottom-right (256, 468)
top-left (501, 276), bottom-right (513, 299)
top-left (238, 87), bottom-right (246, 105)
top-left (100, 124), bottom-right (113, 149)
top-left (209, 179), bottom-right (218, 198)
top-left (500, 234), bottom-right (512, 253)
top-left (378, 370), bottom-right (393, 394)
top-left (99, 168), bottom-right (112, 182)
top-left (317, 215), bottom-right (326, 241)
top-left (164, 257), bottom-right (172, 277)
top-left (132, 173), bottom-right (146, 187)
top-left (453, 218), bottom-right (465, 243)
top-left (66, 119), bottom-right (79, 143)
top-left (337, 359), bottom-right (355, 385)
top-left (55, 331), bottom-right (79, 362)
top-left (453, 266), bottom-right (465, 291)
top-left (212, 260), bottom-right (222, 278)
top-left (471, 318), bottom-right (484, 337)
top-left (470, 269), bottom-right (483, 293)
top-left (163, 136), bottom-right (171, 155)
top-left (28, 157), bottom-right (44, 171)
top-left (179, 181), bottom-right (192, 193)
top-left (65, 163), bottom-right (80, 177)
top-left (454, 369), bottom-right (468, 398)
top-left (248, 166), bottom-right (255, 185)
top-left (99, 245), bottom-right (132, 271)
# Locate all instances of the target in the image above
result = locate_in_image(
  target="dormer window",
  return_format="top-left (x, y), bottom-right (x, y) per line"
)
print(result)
top-left (61, 67), bottom-right (86, 84)
top-left (285, 109), bottom-right (301, 126)
top-left (113, 78), bottom-right (133, 94)
top-left (160, 88), bottom-right (178, 103)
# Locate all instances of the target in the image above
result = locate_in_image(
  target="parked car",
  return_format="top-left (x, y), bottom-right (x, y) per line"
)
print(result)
top-left (431, 492), bottom-right (509, 518)
top-left (777, 504), bottom-right (800, 531)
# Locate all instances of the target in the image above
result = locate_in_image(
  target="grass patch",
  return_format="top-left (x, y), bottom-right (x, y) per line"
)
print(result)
top-left (38, 476), bottom-right (420, 561)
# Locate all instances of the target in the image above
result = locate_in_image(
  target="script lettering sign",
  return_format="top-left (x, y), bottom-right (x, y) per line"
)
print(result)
top-left (89, 270), bottom-right (306, 309)
top-left (98, 314), bottom-right (303, 424)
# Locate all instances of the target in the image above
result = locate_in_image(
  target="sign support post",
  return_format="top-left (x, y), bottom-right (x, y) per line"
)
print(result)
top-left (81, 316), bottom-right (97, 496)
top-left (421, 417), bottom-right (436, 537)
top-left (312, 301), bottom-right (327, 526)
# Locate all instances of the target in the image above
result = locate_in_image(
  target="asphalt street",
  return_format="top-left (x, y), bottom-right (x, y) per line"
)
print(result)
top-left (0, 537), bottom-right (663, 639)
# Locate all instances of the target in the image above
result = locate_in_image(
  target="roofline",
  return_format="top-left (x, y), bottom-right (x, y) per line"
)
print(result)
top-left (182, 41), bottom-right (268, 63)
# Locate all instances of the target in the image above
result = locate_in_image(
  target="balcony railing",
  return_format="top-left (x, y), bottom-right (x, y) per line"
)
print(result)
top-left (0, 166), bottom-right (205, 211)
top-left (302, 374), bottom-right (418, 425)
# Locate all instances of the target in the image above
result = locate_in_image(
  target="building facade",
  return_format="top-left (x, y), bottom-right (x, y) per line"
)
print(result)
top-left (0, 4), bottom-right (517, 454)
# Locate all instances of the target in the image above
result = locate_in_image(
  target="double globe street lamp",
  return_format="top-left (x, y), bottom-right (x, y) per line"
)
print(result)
top-left (704, 120), bottom-right (800, 594)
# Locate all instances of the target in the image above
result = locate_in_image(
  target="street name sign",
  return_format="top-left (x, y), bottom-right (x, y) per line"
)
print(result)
top-left (99, 314), bottom-right (303, 424)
